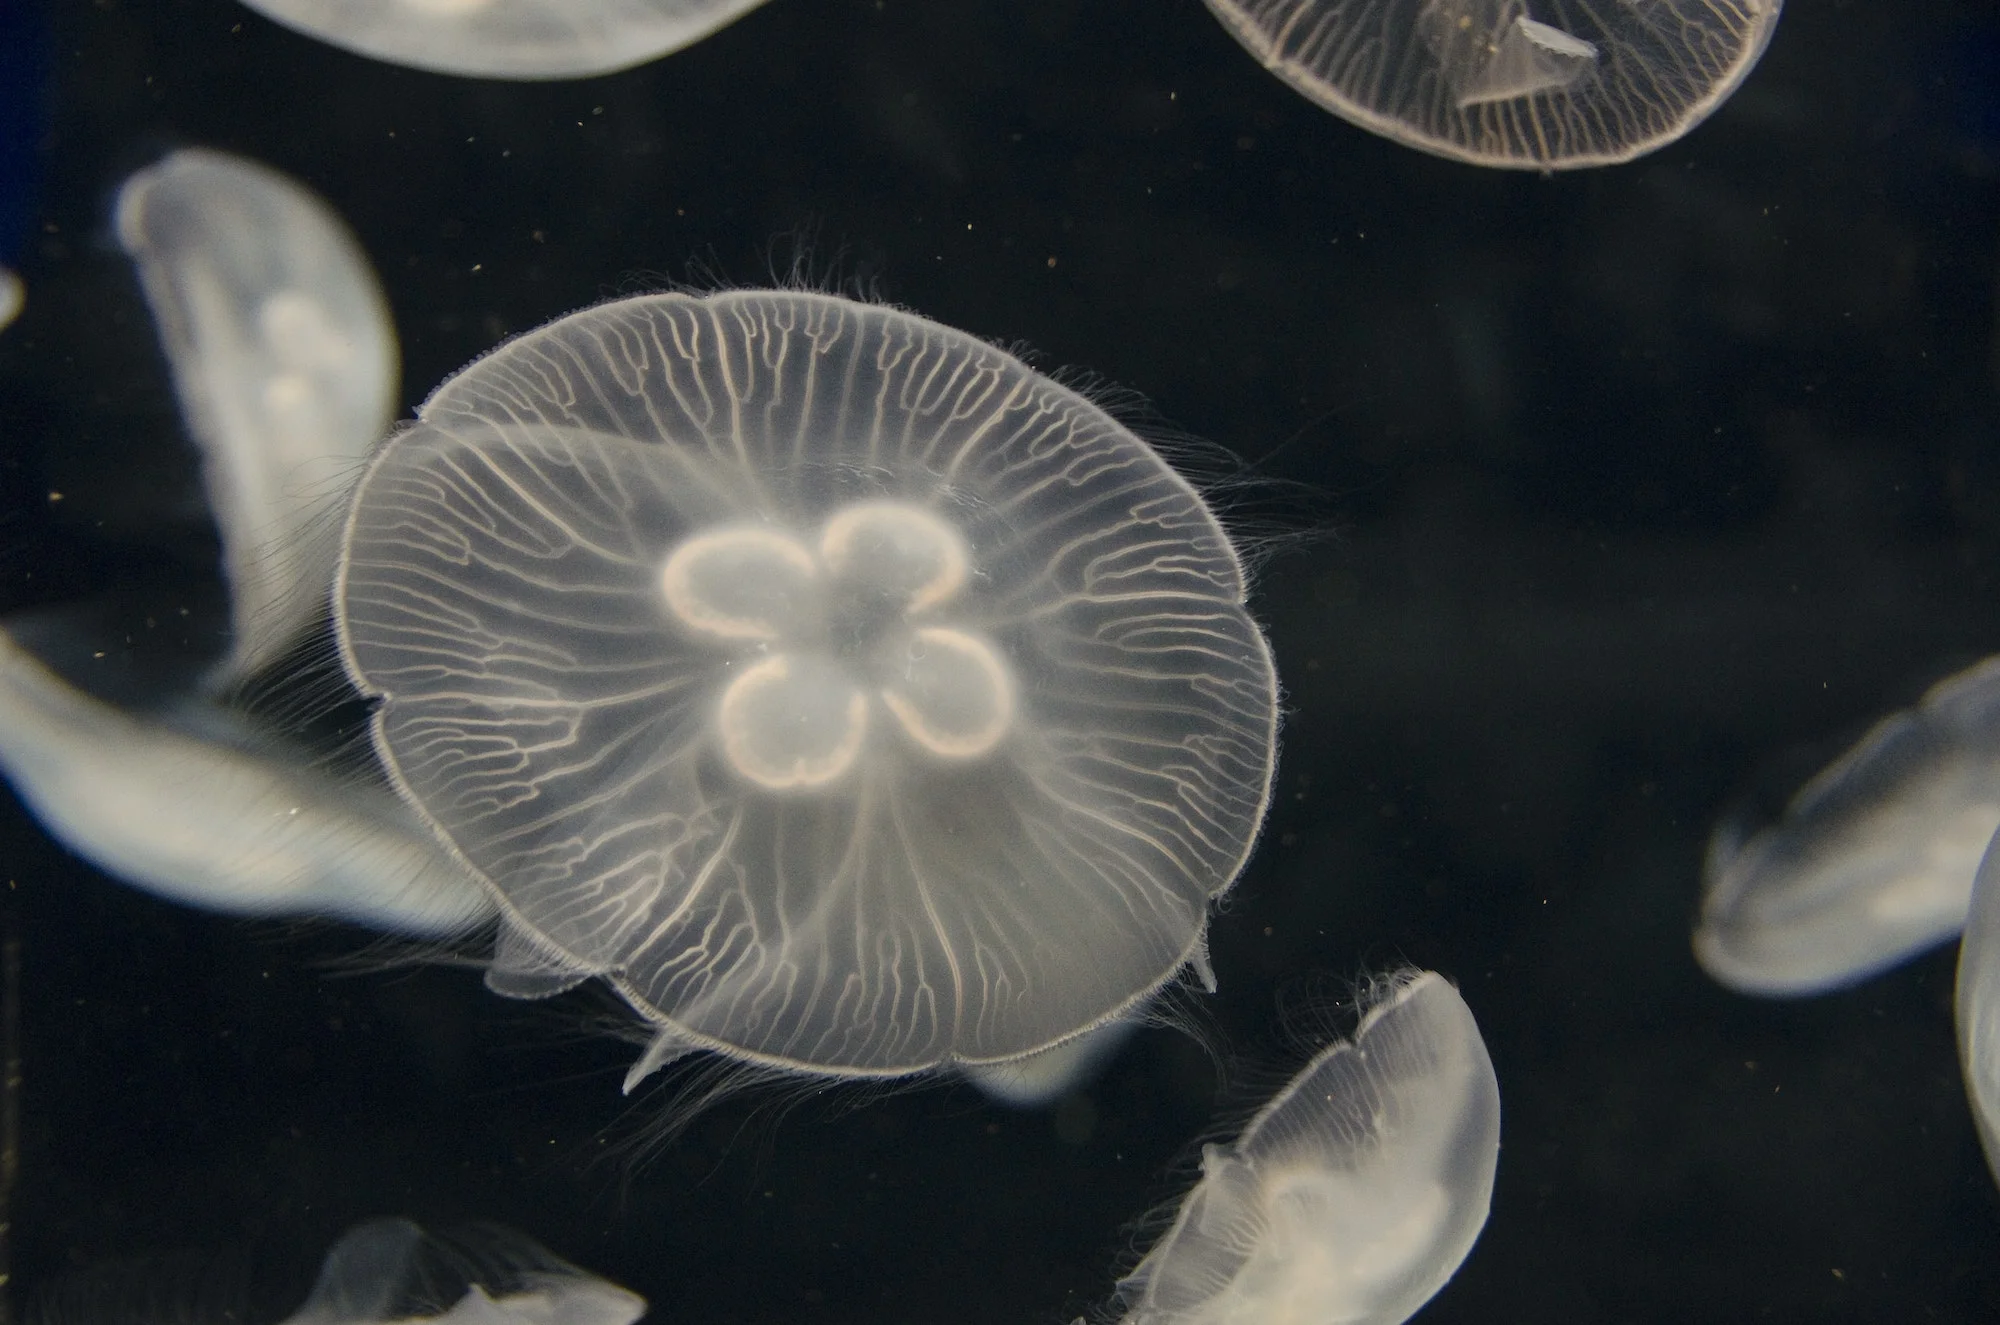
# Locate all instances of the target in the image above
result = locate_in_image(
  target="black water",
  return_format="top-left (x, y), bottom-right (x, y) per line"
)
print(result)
top-left (2, 0), bottom-right (1999, 1321)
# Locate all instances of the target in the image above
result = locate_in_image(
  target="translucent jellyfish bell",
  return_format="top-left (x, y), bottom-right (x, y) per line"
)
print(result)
top-left (1696, 656), bottom-right (2000, 997)
top-left (335, 288), bottom-right (1280, 1078)
top-left (0, 625), bottom-right (493, 936)
top-left (116, 148), bottom-right (397, 687)
top-left (1118, 971), bottom-right (1500, 1325)
top-left (1201, 0), bottom-right (1784, 169)
top-left (237, 0), bottom-right (773, 80)
top-left (274, 1219), bottom-right (643, 1325)
top-left (1958, 826), bottom-right (2000, 1189)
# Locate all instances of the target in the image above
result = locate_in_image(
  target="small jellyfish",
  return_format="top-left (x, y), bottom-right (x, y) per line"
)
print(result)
top-left (0, 624), bottom-right (493, 936)
top-left (279, 1219), bottom-right (644, 1325)
top-left (1958, 824), bottom-right (2000, 1189)
top-left (1117, 971), bottom-right (1500, 1325)
top-left (1200, 0), bottom-right (1784, 169)
top-left (335, 288), bottom-right (1280, 1079)
top-left (117, 147), bottom-right (398, 688)
top-left (1696, 656), bottom-right (2000, 997)
top-left (236, 0), bottom-right (773, 80)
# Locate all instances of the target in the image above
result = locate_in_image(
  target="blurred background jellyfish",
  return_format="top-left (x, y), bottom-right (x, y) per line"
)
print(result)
top-left (235, 0), bottom-right (774, 80)
top-left (1199, 0), bottom-right (1784, 169)
top-left (1116, 970), bottom-right (1500, 1325)
top-left (278, 1219), bottom-right (645, 1325)
top-left (117, 147), bottom-right (399, 689)
top-left (1957, 827), bottom-right (2000, 1190)
top-left (335, 288), bottom-right (1280, 1080)
top-left (0, 0), bottom-right (48, 333)
top-left (1695, 656), bottom-right (2000, 996)
top-left (0, 147), bottom-right (492, 939)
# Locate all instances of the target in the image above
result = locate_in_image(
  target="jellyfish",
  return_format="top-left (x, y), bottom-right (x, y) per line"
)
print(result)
top-left (116, 147), bottom-right (398, 689)
top-left (236, 0), bottom-right (773, 80)
top-left (1116, 970), bottom-right (1500, 1325)
top-left (278, 1219), bottom-right (645, 1325)
top-left (0, 626), bottom-right (492, 935)
top-left (959, 1014), bottom-right (1140, 1108)
top-left (1199, 0), bottom-right (1784, 169)
top-left (0, 0), bottom-right (46, 333)
top-left (333, 287), bottom-right (1280, 1080)
top-left (1958, 826), bottom-right (2000, 1190)
top-left (1695, 656), bottom-right (2000, 997)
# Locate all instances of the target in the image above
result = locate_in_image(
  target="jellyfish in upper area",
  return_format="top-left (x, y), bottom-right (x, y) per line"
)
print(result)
top-left (236, 0), bottom-right (772, 80)
top-left (334, 287), bottom-right (1280, 1079)
top-left (1199, 0), bottom-right (1783, 169)
top-left (117, 147), bottom-right (398, 688)
top-left (0, 0), bottom-right (46, 333)
top-left (278, 1219), bottom-right (645, 1325)
top-left (1116, 970), bottom-right (1500, 1325)
top-left (1958, 826), bottom-right (2000, 1190)
top-left (0, 147), bottom-right (488, 938)
top-left (1695, 656), bottom-right (2000, 997)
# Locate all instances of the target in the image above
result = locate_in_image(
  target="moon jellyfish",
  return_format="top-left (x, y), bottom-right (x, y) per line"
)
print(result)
top-left (1959, 825), bottom-right (2000, 1189)
top-left (279, 1219), bottom-right (644, 1325)
top-left (1117, 971), bottom-right (1499, 1325)
top-left (1199, 0), bottom-right (1783, 169)
top-left (237, 0), bottom-right (773, 80)
top-left (117, 147), bottom-right (397, 688)
top-left (1695, 656), bottom-right (2000, 997)
top-left (334, 288), bottom-right (1279, 1079)
top-left (0, 625), bottom-right (492, 935)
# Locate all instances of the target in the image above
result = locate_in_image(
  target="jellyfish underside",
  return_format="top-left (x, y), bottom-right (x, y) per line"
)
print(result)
top-left (1118, 972), bottom-right (1500, 1325)
top-left (336, 288), bottom-right (1278, 1079)
top-left (236, 0), bottom-right (774, 80)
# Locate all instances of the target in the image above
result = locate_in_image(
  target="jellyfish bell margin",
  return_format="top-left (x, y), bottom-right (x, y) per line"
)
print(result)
top-left (332, 286), bottom-right (1281, 1084)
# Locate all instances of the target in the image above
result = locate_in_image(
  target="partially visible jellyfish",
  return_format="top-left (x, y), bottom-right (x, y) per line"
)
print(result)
top-left (959, 1015), bottom-right (1140, 1108)
top-left (1117, 971), bottom-right (1500, 1325)
top-left (1695, 656), bottom-right (2000, 996)
top-left (117, 147), bottom-right (398, 688)
top-left (1199, 0), bottom-right (1783, 169)
top-left (335, 288), bottom-right (1280, 1080)
top-left (1958, 826), bottom-right (2000, 1188)
top-left (0, 626), bottom-right (492, 935)
top-left (278, 1219), bottom-right (644, 1325)
top-left (236, 0), bottom-right (773, 80)
top-left (0, 0), bottom-right (46, 333)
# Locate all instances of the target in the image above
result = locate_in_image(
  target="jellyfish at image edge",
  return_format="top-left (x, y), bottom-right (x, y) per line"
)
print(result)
top-left (1117, 970), bottom-right (1500, 1325)
top-left (278, 1219), bottom-right (645, 1325)
top-left (1200, 0), bottom-right (1783, 169)
top-left (237, 0), bottom-right (773, 80)
top-left (334, 287), bottom-right (1280, 1081)
top-left (1957, 822), bottom-right (2000, 1188)
top-left (0, 146), bottom-right (490, 939)
top-left (1696, 655), bottom-right (2000, 997)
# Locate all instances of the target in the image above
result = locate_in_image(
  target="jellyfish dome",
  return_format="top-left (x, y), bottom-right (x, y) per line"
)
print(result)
top-left (1118, 970), bottom-right (1501, 1325)
top-left (237, 0), bottom-right (773, 80)
top-left (334, 288), bottom-right (1279, 1077)
top-left (1201, 0), bottom-right (1783, 170)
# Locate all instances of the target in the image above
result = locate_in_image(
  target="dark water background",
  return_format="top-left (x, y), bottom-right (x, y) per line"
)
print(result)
top-left (1, 0), bottom-right (1999, 1321)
